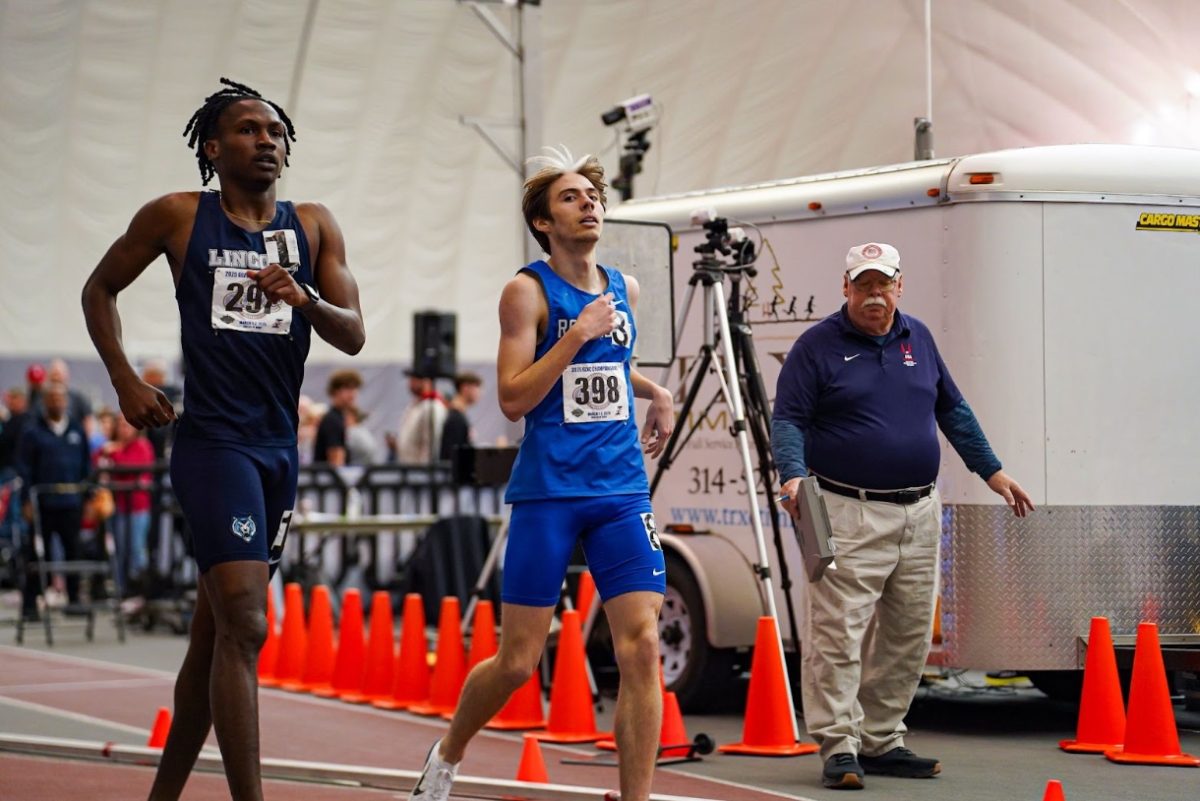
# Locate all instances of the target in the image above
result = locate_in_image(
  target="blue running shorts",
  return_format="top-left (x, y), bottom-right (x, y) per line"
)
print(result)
top-left (502, 494), bottom-right (665, 607)
top-left (170, 436), bottom-right (298, 575)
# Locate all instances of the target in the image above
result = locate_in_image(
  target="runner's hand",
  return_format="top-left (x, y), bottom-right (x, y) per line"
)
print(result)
top-left (248, 264), bottom-right (308, 307)
top-left (641, 386), bottom-right (674, 458)
top-left (114, 375), bottom-right (176, 430)
top-left (573, 292), bottom-right (619, 341)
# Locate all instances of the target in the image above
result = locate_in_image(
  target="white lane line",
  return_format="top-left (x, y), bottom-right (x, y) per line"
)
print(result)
top-left (0, 695), bottom-right (153, 738)
top-left (0, 645), bottom-right (177, 679)
top-left (3, 677), bottom-right (174, 694)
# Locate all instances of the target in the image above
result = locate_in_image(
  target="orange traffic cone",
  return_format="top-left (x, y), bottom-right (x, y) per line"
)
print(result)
top-left (257, 591), bottom-right (279, 682)
top-left (467, 600), bottom-right (498, 670)
top-left (312, 589), bottom-right (364, 698)
top-left (146, 706), bottom-right (171, 748)
top-left (282, 585), bottom-right (336, 693)
top-left (1060, 616), bottom-right (1125, 753)
top-left (576, 571), bottom-right (597, 619)
top-left (595, 683), bottom-right (686, 757)
top-left (659, 691), bottom-right (690, 757)
top-left (719, 616), bottom-right (817, 756)
top-left (1042, 779), bottom-right (1066, 801)
top-left (487, 668), bottom-right (547, 730)
top-left (341, 591), bottom-right (394, 704)
top-left (1104, 622), bottom-right (1200, 767)
top-left (410, 596), bottom-right (467, 716)
top-left (533, 610), bottom-right (607, 743)
top-left (262, 583), bottom-right (307, 688)
top-left (516, 734), bottom-right (550, 783)
top-left (374, 593), bottom-right (431, 710)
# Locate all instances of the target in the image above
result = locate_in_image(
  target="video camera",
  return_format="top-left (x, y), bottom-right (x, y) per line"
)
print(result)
top-left (690, 208), bottom-right (756, 268)
top-left (601, 93), bottom-right (658, 135)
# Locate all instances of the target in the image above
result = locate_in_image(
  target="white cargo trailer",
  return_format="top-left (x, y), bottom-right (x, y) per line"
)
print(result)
top-left (606, 144), bottom-right (1200, 708)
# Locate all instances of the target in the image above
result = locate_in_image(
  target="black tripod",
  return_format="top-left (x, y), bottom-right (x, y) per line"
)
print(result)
top-left (650, 217), bottom-right (800, 733)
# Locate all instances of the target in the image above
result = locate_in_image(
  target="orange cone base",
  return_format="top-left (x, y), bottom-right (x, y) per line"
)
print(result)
top-left (407, 700), bottom-right (456, 717)
top-left (595, 737), bottom-right (616, 751)
top-left (338, 690), bottom-right (388, 705)
top-left (309, 685), bottom-right (340, 698)
top-left (531, 729), bottom-right (611, 744)
top-left (1059, 738), bottom-right (1122, 753)
top-left (373, 697), bottom-right (418, 711)
top-left (485, 717), bottom-right (547, 731)
top-left (1104, 746), bottom-right (1200, 767)
top-left (718, 741), bottom-right (818, 757)
top-left (482, 719), bottom-right (549, 733)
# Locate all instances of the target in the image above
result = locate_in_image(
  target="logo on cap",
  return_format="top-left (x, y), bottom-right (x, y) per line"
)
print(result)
top-left (862, 244), bottom-right (882, 259)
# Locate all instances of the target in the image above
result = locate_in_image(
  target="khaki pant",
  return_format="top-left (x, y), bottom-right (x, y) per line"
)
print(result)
top-left (800, 488), bottom-right (940, 759)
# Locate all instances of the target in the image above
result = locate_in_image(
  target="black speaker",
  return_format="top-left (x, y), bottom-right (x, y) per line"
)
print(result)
top-left (411, 311), bottom-right (456, 379)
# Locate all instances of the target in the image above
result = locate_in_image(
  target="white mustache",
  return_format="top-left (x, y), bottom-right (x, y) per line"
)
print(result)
top-left (862, 297), bottom-right (888, 308)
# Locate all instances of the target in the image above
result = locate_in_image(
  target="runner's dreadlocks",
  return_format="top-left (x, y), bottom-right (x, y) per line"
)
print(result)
top-left (183, 77), bottom-right (296, 185)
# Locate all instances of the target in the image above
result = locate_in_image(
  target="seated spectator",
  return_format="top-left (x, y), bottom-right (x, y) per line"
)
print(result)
top-left (314, 369), bottom-right (363, 466)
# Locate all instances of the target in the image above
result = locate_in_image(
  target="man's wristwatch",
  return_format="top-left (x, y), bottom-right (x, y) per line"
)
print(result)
top-left (299, 283), bottom-right (321, 307)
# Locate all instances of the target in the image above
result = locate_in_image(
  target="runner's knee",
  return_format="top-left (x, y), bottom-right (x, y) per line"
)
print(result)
top-left (612, 620), bottom-right (659, 677)
top-left (494, 650), bottom-right (540, 690)
top-left (213, 595), bottom-right (268, 657)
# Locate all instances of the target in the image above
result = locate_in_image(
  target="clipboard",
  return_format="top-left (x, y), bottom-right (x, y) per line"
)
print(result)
top-left (792, 476), bottom-right (836, 582)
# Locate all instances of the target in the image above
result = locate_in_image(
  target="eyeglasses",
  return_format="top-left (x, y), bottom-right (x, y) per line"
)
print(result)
top-left (849, 277), bottom-right (898, 293)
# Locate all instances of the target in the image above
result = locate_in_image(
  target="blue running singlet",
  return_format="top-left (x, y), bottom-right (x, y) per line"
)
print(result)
top-left (504, 261), bottom-right (649, 502)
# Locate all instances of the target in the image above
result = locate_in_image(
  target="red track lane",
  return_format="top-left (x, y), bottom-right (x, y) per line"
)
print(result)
top-left (0, 647), bottom-right (802, 801)
top-left (1, 754), bottom-right (402, 800)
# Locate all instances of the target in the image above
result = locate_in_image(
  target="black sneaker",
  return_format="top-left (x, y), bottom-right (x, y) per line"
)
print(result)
top-left (822, 753), bottom-right (865, 790)
top-left (858, 746), bottom-right (940, 778)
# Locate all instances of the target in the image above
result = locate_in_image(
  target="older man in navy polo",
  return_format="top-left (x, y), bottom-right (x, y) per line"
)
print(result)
top-left (771, 242), bottom-right (1034, 790)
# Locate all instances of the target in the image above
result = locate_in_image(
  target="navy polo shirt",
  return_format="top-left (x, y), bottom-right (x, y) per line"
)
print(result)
top-left (773, 305), bottom-right (963, 489)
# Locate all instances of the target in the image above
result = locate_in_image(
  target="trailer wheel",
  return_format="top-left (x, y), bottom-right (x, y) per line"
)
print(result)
top-left (659, 554), bottom-right (740, 712)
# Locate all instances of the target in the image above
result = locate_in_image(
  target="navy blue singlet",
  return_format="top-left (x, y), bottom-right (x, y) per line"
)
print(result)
top-left (175, 191), bottom-right (312, 446)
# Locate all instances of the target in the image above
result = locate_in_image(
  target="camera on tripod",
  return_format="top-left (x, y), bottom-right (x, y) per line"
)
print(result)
top-left (690, 209), bottom-right (756, 269)
top-left (601, 94), bottom-right (658, 201)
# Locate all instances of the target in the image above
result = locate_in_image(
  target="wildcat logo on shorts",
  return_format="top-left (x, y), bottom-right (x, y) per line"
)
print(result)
top-left (641, 513), bottom-right (661, 551)
top-left (231, 515), bottom-right (257, 543)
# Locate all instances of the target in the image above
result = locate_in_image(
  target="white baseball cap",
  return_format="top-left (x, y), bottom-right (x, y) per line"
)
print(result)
top-left (845, 242), bottom-right (900, 280)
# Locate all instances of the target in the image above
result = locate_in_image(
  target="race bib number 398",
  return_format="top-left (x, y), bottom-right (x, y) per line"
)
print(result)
top-left (211, 267), bottom-right (292, 335)
top-left (563, 362), bottom-right (629, 423)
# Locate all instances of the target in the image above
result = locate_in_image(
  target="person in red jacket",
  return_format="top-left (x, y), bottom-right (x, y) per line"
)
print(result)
top-left (96, 415), bottom-right (156, 592)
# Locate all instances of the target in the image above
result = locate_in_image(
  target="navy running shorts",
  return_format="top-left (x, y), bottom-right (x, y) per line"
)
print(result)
top-left (502, 493), bottom-right (665, 607)
top-left (170, 436), bottom-right (297, 575)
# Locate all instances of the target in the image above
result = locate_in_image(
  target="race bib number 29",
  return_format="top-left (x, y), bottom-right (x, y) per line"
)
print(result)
top-left (211, 267), bottom-right (292, 335)
top-left (563, 362), bottom-right (629, 423)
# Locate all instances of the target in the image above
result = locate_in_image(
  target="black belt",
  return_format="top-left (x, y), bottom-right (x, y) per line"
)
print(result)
top-left (816, 475), bottom-right (934, 505)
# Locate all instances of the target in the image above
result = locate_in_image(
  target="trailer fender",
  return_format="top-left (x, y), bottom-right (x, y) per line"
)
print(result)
top-left (659, 531), bottom-right (763, 649)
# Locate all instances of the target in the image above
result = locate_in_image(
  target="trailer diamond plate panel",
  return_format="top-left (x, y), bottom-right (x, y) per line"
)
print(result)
top-left (941, 505), bottom-right (1200, 670)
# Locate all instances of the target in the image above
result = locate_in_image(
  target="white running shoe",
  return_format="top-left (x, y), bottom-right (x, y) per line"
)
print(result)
top-left (409, 739), bottom-right (459, 801)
